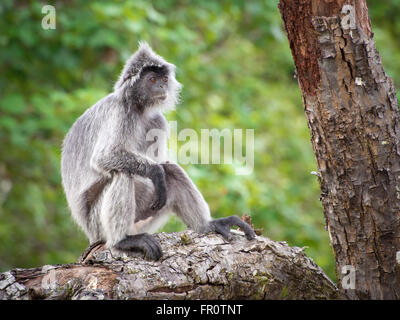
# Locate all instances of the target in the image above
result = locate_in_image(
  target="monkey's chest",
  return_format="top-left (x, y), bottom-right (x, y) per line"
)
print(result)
top-left (127, 128), bottom-right (168, 163)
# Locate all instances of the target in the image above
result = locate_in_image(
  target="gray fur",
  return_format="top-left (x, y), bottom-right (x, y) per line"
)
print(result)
top-left (61, 42), bottom-right (212, 249)
top-left (61, 42), bottom-right (255, 256)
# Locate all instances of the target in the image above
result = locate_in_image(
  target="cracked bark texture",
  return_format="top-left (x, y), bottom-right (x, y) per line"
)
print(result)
top-left (0, 231), bottom-right (339, 300)
top-left (279, 0), bottom-right (400, 299)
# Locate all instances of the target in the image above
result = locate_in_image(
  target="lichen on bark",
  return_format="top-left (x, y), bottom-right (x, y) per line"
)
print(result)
top-left (0, 231), bottom-right (339, 300)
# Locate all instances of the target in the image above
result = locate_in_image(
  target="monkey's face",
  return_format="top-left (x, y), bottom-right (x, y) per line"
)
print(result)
top-left (134, 67), bottom-right (169, 108)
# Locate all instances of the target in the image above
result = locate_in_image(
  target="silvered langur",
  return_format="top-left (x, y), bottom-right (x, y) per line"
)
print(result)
top-left (61, 42), bottom-right (255, 260)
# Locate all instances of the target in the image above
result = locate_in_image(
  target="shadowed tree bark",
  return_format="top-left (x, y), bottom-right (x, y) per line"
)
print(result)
top-left (0, 231), bottom-right (339, 300)
top-left (278, 0), bottom-right (400, 299)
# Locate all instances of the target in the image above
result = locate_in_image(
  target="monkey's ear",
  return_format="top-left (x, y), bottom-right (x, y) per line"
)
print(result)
top-left (113, 41), bottom-right (175, 91)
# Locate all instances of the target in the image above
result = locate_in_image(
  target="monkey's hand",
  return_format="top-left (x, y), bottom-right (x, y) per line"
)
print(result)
top-left (115, 233), bottom-right (162, 260)
top-left (209, 216), bottom-right (256, 241)
top-left (149, 164), bottom-right (167, 211)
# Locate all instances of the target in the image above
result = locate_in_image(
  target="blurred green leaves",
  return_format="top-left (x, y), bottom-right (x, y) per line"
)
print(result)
top-left (0, 0), bottom-right (399, 281)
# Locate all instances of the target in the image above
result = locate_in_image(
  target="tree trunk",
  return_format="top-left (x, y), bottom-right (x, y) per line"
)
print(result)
top-left (0, 231), bottom-right (339, 300)
top-left (278, 0), bottom-right (400, 299)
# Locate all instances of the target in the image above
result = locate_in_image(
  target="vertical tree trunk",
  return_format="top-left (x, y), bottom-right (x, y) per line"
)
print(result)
top-left (278, 0), bottom-right (400, 299)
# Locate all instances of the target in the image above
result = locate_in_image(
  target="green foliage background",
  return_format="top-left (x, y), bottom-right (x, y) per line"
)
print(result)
top-left (0, 0), bottom-right (399, 281)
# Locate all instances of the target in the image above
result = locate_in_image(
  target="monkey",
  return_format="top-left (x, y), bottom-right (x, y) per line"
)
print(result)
top-left (61, 42), bottom-right (256, 261)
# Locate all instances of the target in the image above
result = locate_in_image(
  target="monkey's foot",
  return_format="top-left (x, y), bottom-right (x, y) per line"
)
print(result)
top-left (115, 233), bottom-right (163, 260)
top-left (209, 216), bottom-right (256, 241)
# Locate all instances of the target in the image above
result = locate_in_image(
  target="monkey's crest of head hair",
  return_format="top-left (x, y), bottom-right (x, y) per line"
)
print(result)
top-left (114, 41), bottom-right (182, 112)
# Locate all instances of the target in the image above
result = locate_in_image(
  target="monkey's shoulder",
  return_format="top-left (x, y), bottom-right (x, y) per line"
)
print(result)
top-left (145, 112), bottom-right (168, 130)
top-left (70, 94), bottom-right (122, 130)
top-left (82, 93), bottom-right (120, 121)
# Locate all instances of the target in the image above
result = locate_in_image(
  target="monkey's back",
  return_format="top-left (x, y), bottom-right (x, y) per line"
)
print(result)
top-left (61, 94), bottom-right (116, 205)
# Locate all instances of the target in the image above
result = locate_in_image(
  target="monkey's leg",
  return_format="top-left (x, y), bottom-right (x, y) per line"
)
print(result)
top-left (70, 194), bottom-right (103, 244)
top-left (131, 175), bottom-right (172, 235)
top-left (100, 173), bottom-right (162, 260)
top-left (208, 216), bottom-right (256, 241)
top-left (127, 164), bottom-right (210, 235)
top-left (162, 163), bottom-right (256, 241)
top-left (161, 163), bottom-right (212, 232)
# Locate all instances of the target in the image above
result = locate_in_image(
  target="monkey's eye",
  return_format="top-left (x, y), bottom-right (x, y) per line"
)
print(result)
top-left (149, 77), bottom-right (156, 84)
top-left (162, 76), bottom-right (168, 83)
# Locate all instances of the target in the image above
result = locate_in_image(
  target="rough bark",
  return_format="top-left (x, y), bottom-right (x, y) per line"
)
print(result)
top-left (279, 0), bottom-right (400, 299)
top-left (0, 231), bottom-right (339, 300)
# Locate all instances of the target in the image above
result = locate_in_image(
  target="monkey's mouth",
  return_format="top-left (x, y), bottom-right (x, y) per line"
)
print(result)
top-left (154, 95), bottom-right (167, 101)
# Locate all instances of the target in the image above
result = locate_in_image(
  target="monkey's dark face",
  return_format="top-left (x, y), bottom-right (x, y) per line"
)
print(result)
top-left (132, 66), bottom-right (169, 110)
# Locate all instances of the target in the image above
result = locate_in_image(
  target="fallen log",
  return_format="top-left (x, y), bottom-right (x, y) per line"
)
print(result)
top-left (0, 230), bottom-right (339, 300)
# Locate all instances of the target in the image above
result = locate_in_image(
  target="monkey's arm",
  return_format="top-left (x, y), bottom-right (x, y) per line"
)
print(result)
top-left (161, 162), bottom-right (256, 241)
top-left (90, 143), bottom-right (167, 211)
